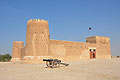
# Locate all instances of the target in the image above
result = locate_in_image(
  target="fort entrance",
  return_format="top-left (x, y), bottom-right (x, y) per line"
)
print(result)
top-left (89, 49), bottom-right (96, 59)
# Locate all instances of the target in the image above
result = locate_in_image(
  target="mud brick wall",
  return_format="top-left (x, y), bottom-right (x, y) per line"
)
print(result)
top-left (11, 41), bottom-right (24, 61)
top-left (86, 36), bottom-right (111, 59)
top-left (25, 19), bottom-right (50, 56)
top-left (50, 40), bottom-right (96, 60)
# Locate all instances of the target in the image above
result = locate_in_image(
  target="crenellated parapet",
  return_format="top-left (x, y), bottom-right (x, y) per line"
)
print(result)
top-left (27, 19), bottom-right (48, 24)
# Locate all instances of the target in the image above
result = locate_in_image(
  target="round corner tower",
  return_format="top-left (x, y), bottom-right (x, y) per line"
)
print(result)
top-left (23, 19), bottom-right (50, 63)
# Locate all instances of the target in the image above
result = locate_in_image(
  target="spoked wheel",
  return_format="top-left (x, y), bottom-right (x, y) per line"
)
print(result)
top-left (46, 61), bottom-right (52, 68)
top-left (46, 61), bottom-right (49, 68)
top-left (46, 61), bottom-right (54, 68)
top-left (53, 61), bottom-right (58, 68)
top-left (45, 60), bottom-right (61, 68)
top-left (53, 61), bottom-right (61, 68)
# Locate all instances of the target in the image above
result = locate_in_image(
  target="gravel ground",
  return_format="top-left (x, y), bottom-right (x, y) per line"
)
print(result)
top-left (0, 58), bottom-right (120, 80)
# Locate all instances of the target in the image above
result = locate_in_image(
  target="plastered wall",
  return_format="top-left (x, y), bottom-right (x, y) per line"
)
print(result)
top-left (22, 19), bottom-right (51, 64)
top-left (11, 41), bottom-right (24, 62)
top-left (86, 36), bottom-right (111, 59)
top-left (50, 40), bottom-right (96, 61)
top-left (25, 19), bottom-right (50, 56)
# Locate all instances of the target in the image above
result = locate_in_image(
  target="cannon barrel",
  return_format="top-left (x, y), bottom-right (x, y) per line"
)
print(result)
top-left (43, 59), bottom-right (54, 61)
top-left (43, 59), bottom-right (60, 62)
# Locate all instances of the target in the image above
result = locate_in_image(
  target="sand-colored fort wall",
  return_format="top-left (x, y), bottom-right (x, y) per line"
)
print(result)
top-left (50, 40), bottom-right (96, 61)
top-left (86, 36), bottom-right (111, 59)
top-left (11, 41), bottom-right (24, 62)
top-left (11, 19), bottom-right (111, 64)
top-left (23, 19), bottom-right (51, 64)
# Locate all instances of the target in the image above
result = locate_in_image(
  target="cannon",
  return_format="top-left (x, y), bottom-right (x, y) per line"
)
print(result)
top-left (43, 59), bottom-right (69, 68)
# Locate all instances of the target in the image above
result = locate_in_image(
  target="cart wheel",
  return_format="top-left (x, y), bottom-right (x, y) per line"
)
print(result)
top-left (53, 61), bottom-right (58, 68)
top-left (46, 61), bottom-right (49, 68)
top-left (50, 61), bottom-right (53, 68)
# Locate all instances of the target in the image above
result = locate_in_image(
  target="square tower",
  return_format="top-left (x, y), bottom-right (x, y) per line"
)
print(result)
top-left (11, 41), bottom-right (24, 62)
top-left (86, 36), bottom-right (111, 59)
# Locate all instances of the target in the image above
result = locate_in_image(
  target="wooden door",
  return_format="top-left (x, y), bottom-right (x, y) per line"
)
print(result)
top-left (90, 49), bottom-right (96, 59)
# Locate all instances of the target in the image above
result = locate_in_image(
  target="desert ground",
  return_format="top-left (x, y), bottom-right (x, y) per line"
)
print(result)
top-left (0, 58), bottom-right (120, 80)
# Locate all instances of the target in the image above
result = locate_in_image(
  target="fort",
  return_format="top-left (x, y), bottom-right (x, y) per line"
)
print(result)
top-left (11, 19), bottom-right (111, 64)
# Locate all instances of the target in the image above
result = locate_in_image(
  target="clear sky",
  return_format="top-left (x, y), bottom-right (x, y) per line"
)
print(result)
top-left (0, 0), bottom-right (120, 56)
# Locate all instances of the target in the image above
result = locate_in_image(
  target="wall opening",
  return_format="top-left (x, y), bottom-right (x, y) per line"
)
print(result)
top-left (89, 49), bottom-right (96, 59)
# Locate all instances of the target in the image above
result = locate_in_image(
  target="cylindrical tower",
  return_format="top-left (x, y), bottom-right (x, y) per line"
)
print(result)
top-left (23, 19), bottom-right (50, 63)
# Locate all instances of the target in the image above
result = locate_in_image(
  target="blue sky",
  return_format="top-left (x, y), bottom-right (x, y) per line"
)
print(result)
top-left (0, 0), bottom-right (120, 56)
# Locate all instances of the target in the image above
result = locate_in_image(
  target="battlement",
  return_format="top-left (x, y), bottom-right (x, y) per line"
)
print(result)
top-left (27, 19), bottom-right (48, 24)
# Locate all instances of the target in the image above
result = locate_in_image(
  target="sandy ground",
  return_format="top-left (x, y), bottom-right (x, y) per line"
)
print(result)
top-left (0, 58), bottom-right (120, 80)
